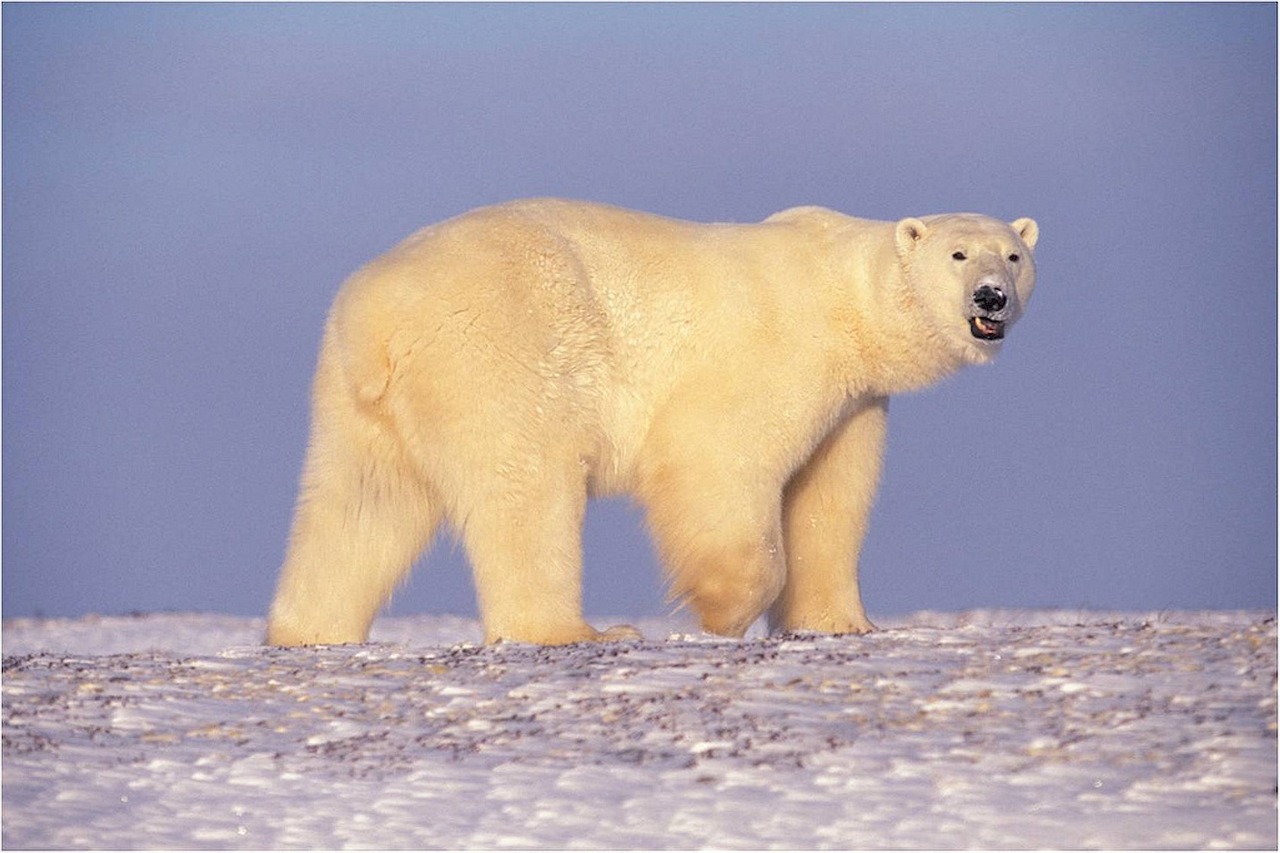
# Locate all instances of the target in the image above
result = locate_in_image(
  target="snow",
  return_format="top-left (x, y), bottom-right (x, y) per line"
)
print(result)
top-left (3, 610), bottom-right (1275, 850)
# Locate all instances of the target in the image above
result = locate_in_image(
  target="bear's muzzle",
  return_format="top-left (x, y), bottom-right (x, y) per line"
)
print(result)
top-left (968, 283), bottom-right (1012, 341)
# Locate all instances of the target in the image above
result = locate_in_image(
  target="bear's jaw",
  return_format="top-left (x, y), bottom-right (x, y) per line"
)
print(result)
top-left (968, 315), bottom-right (1005, 341)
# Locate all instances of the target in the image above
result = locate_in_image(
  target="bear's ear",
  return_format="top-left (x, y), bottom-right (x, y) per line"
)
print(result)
top-left (1011, 217), bottom-right (1039, 250)
top-left (895, 217), bottom-right (929, 255)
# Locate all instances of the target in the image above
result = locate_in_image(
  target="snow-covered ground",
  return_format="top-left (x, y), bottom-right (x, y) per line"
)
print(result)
top-left (3, 610), bottom-right (1275, 849)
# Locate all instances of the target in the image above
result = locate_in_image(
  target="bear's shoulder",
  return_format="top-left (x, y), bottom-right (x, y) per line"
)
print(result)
top-left (762, 206), bottom-right (885, 233)
top-left (764, 205), bottom-right (839, 225)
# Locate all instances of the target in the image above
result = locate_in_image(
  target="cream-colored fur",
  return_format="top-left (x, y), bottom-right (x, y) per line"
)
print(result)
top-left (267, 199), bottom-right (1038, 646)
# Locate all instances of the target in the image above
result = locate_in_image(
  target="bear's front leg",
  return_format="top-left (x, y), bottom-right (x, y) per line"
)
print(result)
top-left (640, 455), bottom-right (788, 638)
top-left (771, 396), bottom-right (889, 635)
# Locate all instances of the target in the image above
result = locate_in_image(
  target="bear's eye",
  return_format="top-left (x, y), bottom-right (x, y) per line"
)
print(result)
top-left (1008, 253), bottom-right (1020, 263)
top-left (951, 251), bottom-right (967, 261)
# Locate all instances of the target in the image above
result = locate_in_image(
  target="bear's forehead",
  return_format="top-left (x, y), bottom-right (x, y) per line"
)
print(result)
top-left (926, 215), bottom-right (1018, 243)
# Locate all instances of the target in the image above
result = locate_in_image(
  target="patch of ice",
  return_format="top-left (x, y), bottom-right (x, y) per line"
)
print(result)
top-left (2, 610), bottom-right (1275, 850)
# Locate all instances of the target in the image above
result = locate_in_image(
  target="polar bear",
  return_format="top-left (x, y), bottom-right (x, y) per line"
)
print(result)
top-left (267, 199), bottom-right (1038, 646)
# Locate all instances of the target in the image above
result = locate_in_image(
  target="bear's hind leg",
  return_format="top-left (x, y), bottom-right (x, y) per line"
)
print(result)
top-left (267, 380), bottom-right (441, 646)
top-left (459, 469), bottom-right (639, 645)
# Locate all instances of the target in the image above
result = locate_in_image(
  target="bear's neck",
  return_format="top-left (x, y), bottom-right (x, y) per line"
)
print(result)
top-left (829, 239), bottom-right (970, 398)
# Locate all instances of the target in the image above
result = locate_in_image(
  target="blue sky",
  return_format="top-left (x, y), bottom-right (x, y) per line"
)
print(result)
top-left (3, 3), bottom-right (1275, 622)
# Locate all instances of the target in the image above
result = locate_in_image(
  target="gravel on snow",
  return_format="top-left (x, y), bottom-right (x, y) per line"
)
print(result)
top-left (2, 610), bottom-right (1275, 850)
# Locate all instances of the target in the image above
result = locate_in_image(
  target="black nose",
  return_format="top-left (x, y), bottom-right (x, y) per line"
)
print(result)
top-left (973, 285), bottom-right (1007, 312)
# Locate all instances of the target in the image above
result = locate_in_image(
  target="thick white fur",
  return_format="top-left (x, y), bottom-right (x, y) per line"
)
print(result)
top-left (267, 199), bottom-right (1038, 646)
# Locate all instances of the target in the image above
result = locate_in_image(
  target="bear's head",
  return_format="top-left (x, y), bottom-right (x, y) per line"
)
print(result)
top-left (894, 213), bottom-right (1039, 365)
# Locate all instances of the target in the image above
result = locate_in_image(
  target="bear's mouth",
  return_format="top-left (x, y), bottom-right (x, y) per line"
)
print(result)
top-left (969, 316), bottom-right (1005, 341)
